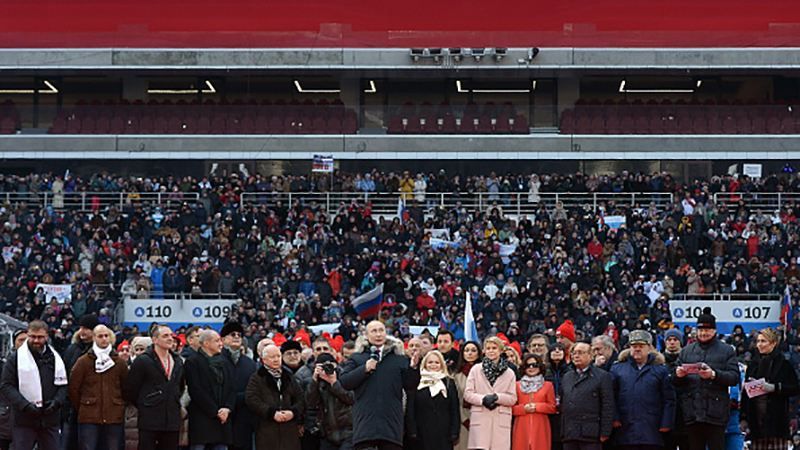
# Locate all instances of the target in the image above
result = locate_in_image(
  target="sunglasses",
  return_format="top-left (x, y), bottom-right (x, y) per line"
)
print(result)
top-left (523, 363), bottom-right (542, 369)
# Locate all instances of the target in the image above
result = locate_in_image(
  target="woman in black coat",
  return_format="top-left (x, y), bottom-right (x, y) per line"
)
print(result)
top-left (545, 343), bottom-right (570, 450)
top-left (407, 351), bottom-right (461, 450)
top-left (742, 327), bottom-right (800, 450)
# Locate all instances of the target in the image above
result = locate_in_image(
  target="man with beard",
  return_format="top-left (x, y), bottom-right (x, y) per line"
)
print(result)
top-left (221, 321), bottom-right (257, 450)
top-left (0, 320), bottom-right (68, 450)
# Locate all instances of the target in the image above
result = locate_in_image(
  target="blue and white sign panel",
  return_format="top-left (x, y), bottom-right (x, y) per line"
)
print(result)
top-left (124, 299), bottom-right (238, 331)
top-left (670, 300), bottom-right (780, 334)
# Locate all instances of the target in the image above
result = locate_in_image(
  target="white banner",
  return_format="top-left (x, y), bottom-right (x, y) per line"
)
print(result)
top-left (123, 299), bottom-right (239, 329)
top-left (426, 228), bottom-right (451, 240)
top-left (36, 283), bottom-right (72, 304)
top-left (670, 300), bottom-right (780, 334)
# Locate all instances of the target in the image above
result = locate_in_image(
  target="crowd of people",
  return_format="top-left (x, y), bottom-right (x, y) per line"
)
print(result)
top-left (0, 167), bottom-right (799, 449)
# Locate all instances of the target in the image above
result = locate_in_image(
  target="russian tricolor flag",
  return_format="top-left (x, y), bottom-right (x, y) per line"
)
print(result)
top-left (782, 285), bottom-right (792, 339)
top-left (353, 283), bottom-right (384, 319)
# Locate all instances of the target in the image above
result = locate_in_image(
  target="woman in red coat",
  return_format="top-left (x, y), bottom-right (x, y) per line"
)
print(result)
top-left (512, 354), bottom-right (557, 450)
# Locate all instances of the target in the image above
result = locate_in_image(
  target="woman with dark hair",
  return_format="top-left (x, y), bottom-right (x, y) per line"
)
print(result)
top-left (454, 341), bottom-right (482, 450)
top-left (546, 343), bottom-right (570, 450)
top-left (741, 327), bottom-right (800, 450)
top-left (512, 354), bottom-right (556, 450)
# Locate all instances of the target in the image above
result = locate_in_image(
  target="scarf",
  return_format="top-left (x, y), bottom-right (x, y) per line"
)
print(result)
top-left (418, 370), bottom-right (448, 398)
top-left (481, 357), bottom-right (509, 386)
top-left (227, 347), bottom-right (241, 365)
top-left (17, 342), bottom-right (67, 407)
top-left (460, 361), bottom-right (475, 377)
top-left (93, 343), bottom-right (115, 373)
top-left (267, 367), bottom-right (283, 380)
top-left (520, 374), bottom-right (545, 394)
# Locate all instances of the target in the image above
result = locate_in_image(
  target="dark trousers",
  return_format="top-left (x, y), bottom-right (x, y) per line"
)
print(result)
top-left (62, 413), bottom-right (79, 450)
top-left (664, 430), bottom-right (689, 450)
top-left (302, 435), bottom-right (321, 450)
top-left (563, 441), bottom-right (603, 450)
top-left (15, 425), bottom-right (61, 450)
top-left (687, 423), bottom-right (725, 450)
top-left (139, 430), bottom-right (180, 450)
top-left (0, 438), bottom-right (9, 450)
top-left (354, 441), bottom-right (402, 450)
top-left (79, 423), bottom-right (124, 450)
top-left (321, 437), bottom-right (354, 450)
top-left (618, 446), bottom-right (663, 450)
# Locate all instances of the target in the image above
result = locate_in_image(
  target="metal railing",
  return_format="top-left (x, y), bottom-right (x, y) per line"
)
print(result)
top-left (669, 293), bottom-right (781, 302)
top-left (239, 191), bottom-right (674, 216)
top-left (0, 191), bottom-right (200, 212)
top-left (713, 192), bottom-right (800, 212)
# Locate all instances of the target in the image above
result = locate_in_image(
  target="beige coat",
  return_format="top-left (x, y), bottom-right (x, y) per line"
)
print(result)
top-left (454, 371), bottom-right (472, 450)
top-left (463, 363), bottom-right (517, 450)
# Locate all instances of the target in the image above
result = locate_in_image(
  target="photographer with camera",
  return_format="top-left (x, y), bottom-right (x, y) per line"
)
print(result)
top-left (307, 353), bottom-right (355, 450)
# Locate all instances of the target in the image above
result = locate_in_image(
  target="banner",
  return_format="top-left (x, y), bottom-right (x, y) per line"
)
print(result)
top-left (669, 300), bottom-right (780, 334)
top-left (499, 243), bottom-right (518, 264)
top-left (426, 228), bottom-right (451, 240)
top-left (312, 154), bottom-right (334, 173)
top-left (36, 283), bottom-right (72, 304)
top-left (430, 238), bottom-right (460, 250)
top-left (123, 299), bottom-right (239, 331)
top-left (600, 215), bottom-right (627, 230)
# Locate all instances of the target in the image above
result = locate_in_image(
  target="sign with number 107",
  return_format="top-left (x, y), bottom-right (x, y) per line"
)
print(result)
top-left (669, 300), bottom-right (780, 334)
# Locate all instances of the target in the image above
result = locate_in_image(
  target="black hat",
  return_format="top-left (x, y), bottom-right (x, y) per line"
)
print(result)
top-left (79, 314), bottom-right (99, 330)
top-left (220, 321), bottom-right (244, 338)
top-left (316, 353), bottom-right (336, 364)
top-left (696, 307), bottom-right (717, 329)
top-left (12, 329), bottom-right (26, 341)
top-left (281, 340), bottom-right (302, 354)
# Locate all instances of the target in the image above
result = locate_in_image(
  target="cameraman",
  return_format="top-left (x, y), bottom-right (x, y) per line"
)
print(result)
top-left (307, 353), bottom-right (355, 450)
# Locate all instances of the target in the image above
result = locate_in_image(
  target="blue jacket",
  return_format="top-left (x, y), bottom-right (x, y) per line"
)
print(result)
top-left (610, 350), bottom-right (676, 447)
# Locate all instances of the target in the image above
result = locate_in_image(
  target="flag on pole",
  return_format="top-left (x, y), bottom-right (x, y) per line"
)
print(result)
top-left (464, 291), bottom-right (479, 343)
top-left (782, 285), bottom-right (792, 339)
top-left (352, 283), bottom-right (384, 319)
top-left (397, 196), bottom-right (406, 223)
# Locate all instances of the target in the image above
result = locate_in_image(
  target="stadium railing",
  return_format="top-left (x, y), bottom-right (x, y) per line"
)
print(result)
top-left (713, 192), bottom-right (800, 212)
top-left (239, 191), bottom-right (674, 216)
top-left (0, 191), bottom-right (200, 211)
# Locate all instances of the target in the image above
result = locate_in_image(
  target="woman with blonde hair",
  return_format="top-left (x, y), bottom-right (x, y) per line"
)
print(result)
top-left (407, 350), bottom-right (461, 450)
top-left (741, 327), bottom-right (800, 450)
top-left (464, 336), bottom-right (517, 450)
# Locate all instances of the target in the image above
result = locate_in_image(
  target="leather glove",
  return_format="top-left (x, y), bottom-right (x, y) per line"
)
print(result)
top-left (42, 400), bottom-right (59, 414)
top-left (481, 395), bottom-right (496, 408)
top-left (763, 382), bottom-right (776, 393)
top-left (23, 402), bottom-right (40, 415)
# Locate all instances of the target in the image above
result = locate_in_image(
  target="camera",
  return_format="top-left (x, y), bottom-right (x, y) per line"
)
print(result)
top-left (320, 362), bottom-right (336, 375)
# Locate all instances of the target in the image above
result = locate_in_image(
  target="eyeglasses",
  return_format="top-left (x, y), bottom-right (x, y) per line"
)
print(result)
top-left (523, 363), bottom-right (541, 369)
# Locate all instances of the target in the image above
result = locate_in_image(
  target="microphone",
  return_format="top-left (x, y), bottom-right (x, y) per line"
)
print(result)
top-left (369, 345), bottom-right (380, 362)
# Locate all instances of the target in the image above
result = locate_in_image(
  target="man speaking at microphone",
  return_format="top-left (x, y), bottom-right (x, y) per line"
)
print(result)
top-left (340, 320), bottom-right (420, 450)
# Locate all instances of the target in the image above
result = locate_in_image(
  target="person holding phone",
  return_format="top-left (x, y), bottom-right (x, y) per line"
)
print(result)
top-left (673, 308), bottom-right (739, 450)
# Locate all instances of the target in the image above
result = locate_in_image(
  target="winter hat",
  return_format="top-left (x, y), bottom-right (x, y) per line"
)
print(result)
top-left (79, 313), bottom-right (100, 330)
top-left (220, 321), bottom-right (244, 338)
top-left (628, 330), bottom-right (653, 346)
top-left (281, 340), bottom-right (302, 354)
top-left (116, 339), bottom-right (130, 352)
top-left (664, 328), bottom-right (684, 343)
top-left (556, 320), bottom-right (576, 343)
top-left (696, 307), bottom-right (717, 329)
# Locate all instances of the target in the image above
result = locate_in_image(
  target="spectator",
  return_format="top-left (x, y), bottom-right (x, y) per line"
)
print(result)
top-left (296, 337), bottom-right (335, 450)
top-left (220, 322), bottom-right (257, 450)
top-left (339, 320), bottom-right (421, 450)
top-left (525, 334), bottom-right (549, 361)
top-left (560, 342), bottom-right (614, 450)
top-left (610, 330), bottom-right (676, 450)
top-left (741, 327), bottom-right (800, 450)
top-left (464, 336), bottom-right (517, 450)
top-left (512, 354), bottom-right (556, 450)
top-left (591, 335), bottom-right (618, 372)
top-left (62, 313), bottom-right (99, 450)
top-left (184, 329), bottom-right (236, 450)
top-left (306, 352), bottom-right (354, 450)
top-left (124, 325), bottom-right (185, 450)
top-left (547, 343), bottom-right (570, 450)
top-left (245, 344), bottom-right (302, 450)
top-left (281, 341), bottom-right (304, 374)
top-left (674, 309), bottom-right (739, 450)
top-left (0, 329), bottom-right (27, 450)
top-left (182, 326), bottom-right (202, 360)
top-left (68, 324), bottom-right (128, 450)
top-left (406, 350), bottom-right (460, 450)
top-left (0, 320), bottom-right (68, 450)
top-left (436, 330), bottom-right (459, 373)
top-left (453, 341), bottom-right (481, 450)
top-left (662, 328), bottom-right (688, 450)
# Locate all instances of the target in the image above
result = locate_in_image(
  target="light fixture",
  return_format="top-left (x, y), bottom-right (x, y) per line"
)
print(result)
top-left (618, 79), bottom-right (697, 94)
top-left (429, 48), bottom-right (443, 63)
top-left (455, 80), bottom-right (536, 93)
top-left (147, 80), bottom-right (216, 95)
top-left (449, 48), bottom-right (463, 62)
top-left (470, 48), bottom-right (485, 62)
top-left (493, 48), bottom-right (507, 62)
top-left (410, 48), bottom-right (425, 62)
top-left (0, 79), bottom-right (59, 95)
top-left (364, 80), bottom-right (377, 94)
top-left (293, 80), bottom-right (341, 94)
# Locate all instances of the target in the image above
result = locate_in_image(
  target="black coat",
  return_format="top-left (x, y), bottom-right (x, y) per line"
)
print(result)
top-left (406, 377), bottom-right (460, 450)
top-left (223, 348), bottom-right (258, 449)
top-left (339, 338), bottom-right (420, 447)
top-left (0, 344), bottom-right (68, 429)
top-left (123, 348), bottom-right (185, 432)
top-left (306, 376), bottom-right (355, 445)
top-left (560, 365), bottom-right (615, 443)
top-left (184, 351), bottom-right (236, 445)
top-left (673, 337), bottom-right (739, 427)
top-left (741, 349), bottom-right (800, 440)
top-left (0, 360), bottom-right (11, 440)
top-left (245, 366), bottom-right (303, 450)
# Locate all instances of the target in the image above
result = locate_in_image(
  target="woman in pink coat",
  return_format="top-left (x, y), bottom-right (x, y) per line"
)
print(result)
top-left (464, 336), bottom-right (518, 450)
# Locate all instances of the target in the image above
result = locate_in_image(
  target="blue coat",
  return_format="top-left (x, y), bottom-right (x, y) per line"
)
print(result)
top-left (610, 351), bottom-right (676, 447)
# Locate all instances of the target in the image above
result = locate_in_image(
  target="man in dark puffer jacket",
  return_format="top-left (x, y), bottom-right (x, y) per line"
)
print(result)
top-left (306, 353), bottom-right (354, 450)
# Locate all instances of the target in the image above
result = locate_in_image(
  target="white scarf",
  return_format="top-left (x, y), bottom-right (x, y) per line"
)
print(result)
top-left (93, 343), bottom-right (115, 373)
top-left (17, 341), bottom-right (67, 406)
top-left (418, 369), bottom-right (448, 398)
